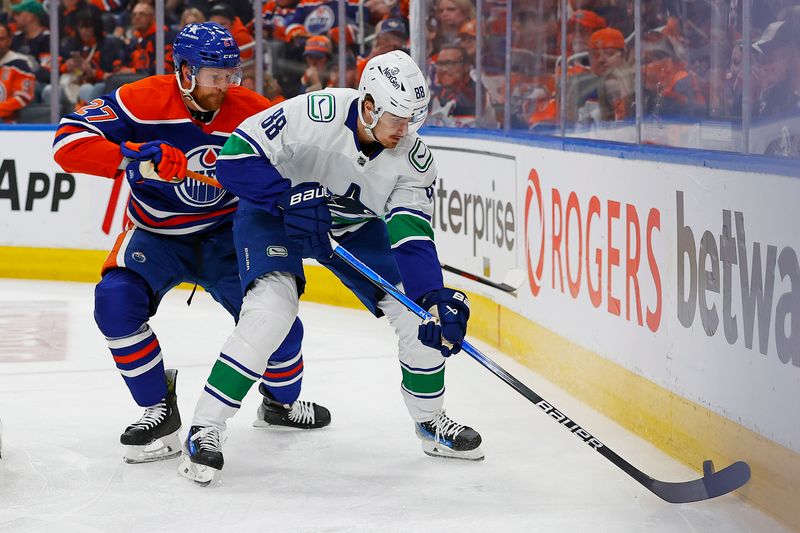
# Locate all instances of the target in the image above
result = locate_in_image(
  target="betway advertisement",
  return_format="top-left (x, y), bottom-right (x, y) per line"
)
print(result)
top-left (1, 130), bottom-right (130, 249)
top-left (429, 135), bottom-right (800, 454)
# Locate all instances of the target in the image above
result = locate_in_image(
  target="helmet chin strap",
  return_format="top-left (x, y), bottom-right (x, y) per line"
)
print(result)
top-left (357, 97), bottom-right (382, 144)
top-left (175, 69), bottom-right (211, 113)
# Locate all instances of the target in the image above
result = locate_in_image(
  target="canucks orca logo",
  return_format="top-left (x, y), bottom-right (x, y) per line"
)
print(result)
top-left (176, 145), bottom-right (227, 207)
top-left (305, 6), bottom-right (335, 35)
top-left (328, 183), bottom-right (377, 226)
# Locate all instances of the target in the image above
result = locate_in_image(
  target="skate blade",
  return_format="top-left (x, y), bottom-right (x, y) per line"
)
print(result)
top-left (420, 440), bottom-right (485, 461)
top-left (178, 454), bottom-right (222, 487)
top-left (123, 430), bottom-right (182, 464)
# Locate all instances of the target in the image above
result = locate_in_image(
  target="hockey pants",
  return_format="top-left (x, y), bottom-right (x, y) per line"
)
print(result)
top-left (191, 272), bottom-right (447, 430)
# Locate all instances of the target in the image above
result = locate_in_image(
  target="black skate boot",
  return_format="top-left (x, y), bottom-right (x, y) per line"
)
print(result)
top-left (253, 383), bottom-right (331, 429)
top-left (178, 425), bottom-right (224, 487)
top-left (415, 410), bottom-right (484, 461)
top-left (120, 368), bottom-right (182, 463)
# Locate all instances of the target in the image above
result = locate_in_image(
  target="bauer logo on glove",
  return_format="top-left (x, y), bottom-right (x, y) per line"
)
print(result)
top-left (288, 185), bottom-right (327, 206)
top-left (277, 182), bottom-right (333, 259)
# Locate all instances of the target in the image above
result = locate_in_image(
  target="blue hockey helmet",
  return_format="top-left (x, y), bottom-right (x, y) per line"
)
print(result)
top-left (173, 22), bottom-right (242, 110)
top-left (172, 22), bottom-right (241, 74)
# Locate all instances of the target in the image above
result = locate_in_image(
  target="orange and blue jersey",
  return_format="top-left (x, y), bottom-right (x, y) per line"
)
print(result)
top-left (53, 74), bottom-right (272, 235)
top-left (259, 0), bottom-right (298, 42)
top-left (0, 50), bottom-right (36, 122)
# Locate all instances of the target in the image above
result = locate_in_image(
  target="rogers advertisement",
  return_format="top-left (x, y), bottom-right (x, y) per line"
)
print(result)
top-left (429, 136), bottom-right (800, 454)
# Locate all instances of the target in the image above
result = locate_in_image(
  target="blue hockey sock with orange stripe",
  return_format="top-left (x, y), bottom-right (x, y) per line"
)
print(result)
top-left (95, 268), bottom-right (166, 407)
top-left (108, 324), bottom-right (167, 407)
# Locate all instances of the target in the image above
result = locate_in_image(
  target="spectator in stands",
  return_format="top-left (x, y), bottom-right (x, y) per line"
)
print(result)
top-left (370, 17), bottom-right (407, 57)
top-left (750, 16), bottom-right (800, 121)
top-left (10, 0), bottom-right (50, 83)
top-left (429, 0), bottom-right (474, 54)
top-left (509, 1), bottom-right (557, 77)
top-left (327, 51), bottom-right (357, 88)
top-left (590, 27), bottom-right (633, 122)
top-left (364, 0), bottom-right (405, 26)
top-left (59, 0), bottom-right (102, 42)
top-left (257, 0), bottom-right (300, 42)
top-left (208, 2), bottom-right (253, 60)
top-left (578, 0), bottom-right (630, 35)
top-left (179, 7), bottom-right (206, 27)
top-left (57, 10), bottom-right (126, 105)
top-left (642, 30), bottom-right (706, 119)
top-left (428, 44), bottom-right (475, 127)
top-left (299, 34), bottom-right (331, 93)
top-left (567, 9), bottom-right (606, 57)
top-left (186, 0), bottom-right (253, 25)
top-left (0, 21), bottom-right (35, 122)
top-left (457, 19), bottom-right (475, 62)
top-left (121, 0), bottom-right (174, 74)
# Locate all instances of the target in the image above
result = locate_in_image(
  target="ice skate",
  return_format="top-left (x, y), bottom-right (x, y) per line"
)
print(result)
top-left (179, 425), bottom-right (224, 487)
top-left (252, 383), bottom-right (331, 430)
top-left (121, 369), bottom-right (182, 464)
top-left (415, 410), bottom-right (484, 461)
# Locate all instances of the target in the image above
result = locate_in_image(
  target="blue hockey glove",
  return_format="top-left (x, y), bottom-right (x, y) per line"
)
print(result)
top-left (277, 182), bottom-right (333, 259)
top-left (418, 288), bottom-right (470, 357)
top-left (121, 141), bottom-right (187, 185)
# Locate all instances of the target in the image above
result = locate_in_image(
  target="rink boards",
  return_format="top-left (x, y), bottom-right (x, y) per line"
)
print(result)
top-left (1, 127), bottom-right (799, 529)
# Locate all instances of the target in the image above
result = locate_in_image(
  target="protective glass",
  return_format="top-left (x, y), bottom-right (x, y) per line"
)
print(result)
top-left (194, 67), bottom-right (242, 89)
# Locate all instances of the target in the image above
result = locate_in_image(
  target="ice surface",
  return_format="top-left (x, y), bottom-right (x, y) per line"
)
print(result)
top-left (0, 280), bottom-right (786, 533)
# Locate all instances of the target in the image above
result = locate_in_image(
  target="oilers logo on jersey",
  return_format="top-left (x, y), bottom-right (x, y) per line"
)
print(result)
top-left (177, 146), bottom-right (227, 208)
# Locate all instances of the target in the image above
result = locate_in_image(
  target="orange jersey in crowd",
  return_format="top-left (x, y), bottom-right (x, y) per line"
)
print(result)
top-left (258, 1), bottom-right (299, 42)
top-left (0, 51), bottom-right (36, 122)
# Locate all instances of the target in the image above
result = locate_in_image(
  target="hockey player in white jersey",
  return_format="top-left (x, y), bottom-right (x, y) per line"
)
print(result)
top-left (180, 50), bottom-right (482, 484)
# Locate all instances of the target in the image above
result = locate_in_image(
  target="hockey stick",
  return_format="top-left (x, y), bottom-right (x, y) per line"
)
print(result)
top-left (332, 241), bottom-right (751, 503)
top-left (441, 263), bottom-right (525, 294)
top-left (186, 169), bottom-right (223, 188)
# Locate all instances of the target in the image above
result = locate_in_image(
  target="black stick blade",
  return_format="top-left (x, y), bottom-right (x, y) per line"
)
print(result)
top-left (648, 461), bottom-right (751, 503)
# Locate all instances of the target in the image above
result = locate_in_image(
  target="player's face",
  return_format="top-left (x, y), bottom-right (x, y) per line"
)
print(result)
top-left (373, 111), bottom-right (411, 148)
top-left (183, 65), bottom-right (241, 111)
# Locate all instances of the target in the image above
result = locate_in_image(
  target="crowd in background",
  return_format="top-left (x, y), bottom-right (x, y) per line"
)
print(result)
top-left (1, 0), bottom-right (799, 156)
top-left (0, 0), bottom-right (412, 120)
top-left (424, 0), bottom-right (800, 154)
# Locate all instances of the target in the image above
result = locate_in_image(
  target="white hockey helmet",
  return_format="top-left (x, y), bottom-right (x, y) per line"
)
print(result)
top-left (358, 50), bottom-right (430, 138)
